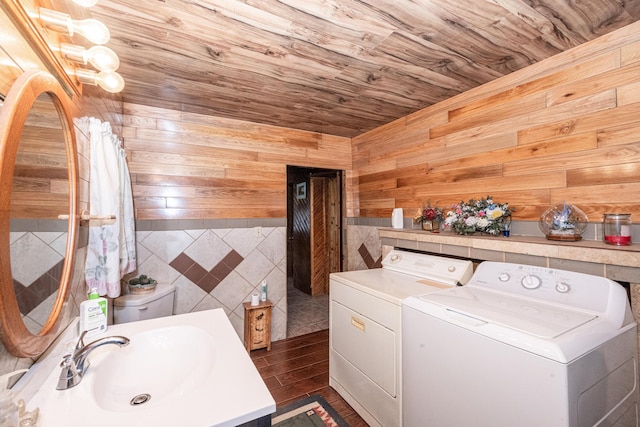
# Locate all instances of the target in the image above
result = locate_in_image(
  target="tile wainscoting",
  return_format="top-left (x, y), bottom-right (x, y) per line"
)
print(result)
top-left (9, 220), bottom-right (69, 331)
top-left (133, 219), bottom-right (287, 342)
top-left (345, 224), bottom-right (383, 271)
top-left (347, 217), bottom-right (640, 278)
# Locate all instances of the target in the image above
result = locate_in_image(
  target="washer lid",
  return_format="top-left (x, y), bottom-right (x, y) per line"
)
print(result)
top-left (418, 286), bottom-right (597, 339)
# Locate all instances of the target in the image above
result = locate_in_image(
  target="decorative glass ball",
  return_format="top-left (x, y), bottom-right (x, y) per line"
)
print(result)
top-left (538, 201), bottom-right (588, 241)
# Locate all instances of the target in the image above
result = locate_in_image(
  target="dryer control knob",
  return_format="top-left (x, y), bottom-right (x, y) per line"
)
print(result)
top-left (498, 273), bottom-right (510, 282)
top-left (448, 266), bottom-right (456, 272)
top-left (521, 274), bottom-right (542, 290)
top-left (555, 282), bottom-right (571, 293)
top-left (390, 254), bottom-right (400, 262)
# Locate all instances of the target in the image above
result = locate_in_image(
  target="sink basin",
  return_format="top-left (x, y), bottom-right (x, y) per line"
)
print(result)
top-left (92, 325), bottom-right (216, 411)
top-left (18, 309), bottom-right (275, 427)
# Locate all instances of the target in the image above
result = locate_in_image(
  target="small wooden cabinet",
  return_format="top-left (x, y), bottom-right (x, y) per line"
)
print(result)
top-left (243, 300), bottom-right (273, 352)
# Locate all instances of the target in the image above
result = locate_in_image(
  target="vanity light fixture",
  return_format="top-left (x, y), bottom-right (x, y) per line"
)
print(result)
top-left (60, 43), bottom-right (119, 72)
top-left (71, 0), bottom-right (99, 7)
top-left (38, 8), bottom-right (110, 45)
top-left (74, 68), bottom-right (125, 93)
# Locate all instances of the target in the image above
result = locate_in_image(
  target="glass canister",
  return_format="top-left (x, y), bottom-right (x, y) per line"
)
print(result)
top-left (603, 214), bottom-right (632, 245)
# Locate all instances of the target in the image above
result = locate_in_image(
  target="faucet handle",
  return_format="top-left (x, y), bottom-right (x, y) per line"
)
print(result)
top-left (56, 355), bottom-right (81, 390)
top-left (59, 354), bottom-right (74, 368)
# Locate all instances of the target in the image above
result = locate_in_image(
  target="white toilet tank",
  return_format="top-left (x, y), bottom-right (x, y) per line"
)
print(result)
top-left (113, 284), bottom-right (176, 324)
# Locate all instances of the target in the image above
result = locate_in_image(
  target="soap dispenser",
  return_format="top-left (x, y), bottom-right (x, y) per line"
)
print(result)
top-left (79, 287), bottom-right (108, 337)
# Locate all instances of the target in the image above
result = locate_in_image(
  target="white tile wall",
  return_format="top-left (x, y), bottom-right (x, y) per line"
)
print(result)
top-left (132, 226), bottom-right (287, 342)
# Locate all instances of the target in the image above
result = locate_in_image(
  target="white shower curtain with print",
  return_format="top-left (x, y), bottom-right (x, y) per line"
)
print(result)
top-left (85, 118), bottom-right (136, 298)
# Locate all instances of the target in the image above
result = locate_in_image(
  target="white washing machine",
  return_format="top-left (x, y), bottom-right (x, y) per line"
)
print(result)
top-left (329, 249), bottom-right (474, 427)
top-left (403, 261), bottom-right (639, 427)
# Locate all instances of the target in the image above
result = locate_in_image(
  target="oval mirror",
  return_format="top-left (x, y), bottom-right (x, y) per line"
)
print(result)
top-left (0, 70), bottom-right (78, 358)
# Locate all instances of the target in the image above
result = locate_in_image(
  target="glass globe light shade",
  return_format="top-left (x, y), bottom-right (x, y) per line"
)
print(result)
top-left (75, 69), bottom-right (125, 93)
top-left (61, 43), bottom-right (120, 72)
top-left (70, 18), bottom-right (110, 45)
top-left (85, 46), bottom-right (120, 72)
top-left (39, 9), bottom-right (110, 45)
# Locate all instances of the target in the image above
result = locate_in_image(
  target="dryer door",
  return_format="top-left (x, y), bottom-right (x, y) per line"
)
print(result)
top-left (331, 300), bottom-right (397, 396)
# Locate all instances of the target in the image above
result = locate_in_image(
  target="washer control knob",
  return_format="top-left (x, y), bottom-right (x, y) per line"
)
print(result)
top-left (521, 274), bottom-right (542, 290)
top-left (390, 254), bottom-right (399, 262)
top-left (498, 273), bottom-right (510, 282)
top-left (448, 266), bottom-right (456, 272)
top-left (555, 282), bottom-right (571, 293)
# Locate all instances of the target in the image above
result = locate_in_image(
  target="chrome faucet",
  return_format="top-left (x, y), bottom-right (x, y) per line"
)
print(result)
top-left (57, 330), bottom-right (130, 390)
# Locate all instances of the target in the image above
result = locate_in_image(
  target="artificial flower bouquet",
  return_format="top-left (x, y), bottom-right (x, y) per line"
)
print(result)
top-left (444, 196), bottom-right (513, 235)
top-left (414, 201), bottom-right (443, 232)
top-left (414, 200), bottom-right (443, 223)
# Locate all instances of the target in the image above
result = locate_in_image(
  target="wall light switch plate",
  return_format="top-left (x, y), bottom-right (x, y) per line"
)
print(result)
top-left (254, 226), bottom-right (262, 237)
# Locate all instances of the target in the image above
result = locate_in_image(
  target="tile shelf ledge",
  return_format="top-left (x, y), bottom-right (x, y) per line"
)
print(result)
top-left (378, 228), bottom-right (639, 269)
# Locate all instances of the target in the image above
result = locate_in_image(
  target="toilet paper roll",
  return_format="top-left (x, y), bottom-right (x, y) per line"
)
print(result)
top-left (251, 293), bottom-right (260, 306)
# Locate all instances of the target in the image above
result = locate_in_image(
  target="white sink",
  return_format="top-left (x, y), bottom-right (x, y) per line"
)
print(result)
top-left (92, 325), bottom-right (217, 411)
top-left (18, 309), bottom-right (275, 427)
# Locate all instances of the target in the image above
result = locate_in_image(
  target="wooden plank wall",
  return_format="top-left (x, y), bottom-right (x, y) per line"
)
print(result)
top-left (122, 104), bottom-right (352, 220)
top-left (10, 97), bottom-right (70, 219)
top-left (6, 90), bottom-right (122, 220)
top-left (352, 21), bottom-right (640, 222)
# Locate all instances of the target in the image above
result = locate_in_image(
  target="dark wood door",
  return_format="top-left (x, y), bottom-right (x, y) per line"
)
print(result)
top-left (288, 167), bottom-right (342, 296)
top-left (310, 177), bottom-right (328, 295)
top-left (310, 174), bottom-right (341, 296)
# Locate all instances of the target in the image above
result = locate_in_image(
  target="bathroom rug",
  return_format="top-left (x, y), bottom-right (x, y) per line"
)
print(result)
top-left (271, 394), bottom-right (349, 427)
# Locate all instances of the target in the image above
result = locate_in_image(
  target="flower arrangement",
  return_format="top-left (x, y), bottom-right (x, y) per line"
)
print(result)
top-left (413, 201), bottom-right (444, 232)
top-left (444, 196), bottom-right (513, 236)
top-left (413, 200), bottom-right (443, 223)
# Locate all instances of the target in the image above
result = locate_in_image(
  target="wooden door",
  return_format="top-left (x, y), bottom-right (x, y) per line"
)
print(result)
top-left (310, 177), bottom-right (328, 295)
top-left (310, 174), bottom-right (341, 296)
top-left (288, 167), bottom-right (342, 296)
top-left (326, 174), bottom-right (341, 276)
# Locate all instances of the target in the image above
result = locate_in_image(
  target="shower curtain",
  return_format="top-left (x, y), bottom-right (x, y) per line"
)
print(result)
top-left (84, 118), bottom-right (137, 298)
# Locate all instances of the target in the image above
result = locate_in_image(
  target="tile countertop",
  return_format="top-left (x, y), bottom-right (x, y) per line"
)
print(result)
top-left (378, 228), bottom-right (640, 269)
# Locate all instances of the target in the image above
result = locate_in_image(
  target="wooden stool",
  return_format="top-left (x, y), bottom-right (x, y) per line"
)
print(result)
top-left (243, 300), bottom-right (273, 352)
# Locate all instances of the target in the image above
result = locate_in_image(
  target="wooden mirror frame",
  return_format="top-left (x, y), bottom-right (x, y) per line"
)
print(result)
top-left (0, 70), bottom-right (79, 358)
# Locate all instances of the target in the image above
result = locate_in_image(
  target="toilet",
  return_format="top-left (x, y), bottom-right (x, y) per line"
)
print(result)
top-left (113, 284), bottom-right (176, 324)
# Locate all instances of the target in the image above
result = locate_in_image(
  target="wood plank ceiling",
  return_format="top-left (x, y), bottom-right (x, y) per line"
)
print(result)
top-left (85, 0), bottom-right (640, 137)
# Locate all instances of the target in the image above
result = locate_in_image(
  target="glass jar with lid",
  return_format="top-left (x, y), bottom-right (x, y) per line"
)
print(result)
top-left (603, 214), bottom-right (632, 245)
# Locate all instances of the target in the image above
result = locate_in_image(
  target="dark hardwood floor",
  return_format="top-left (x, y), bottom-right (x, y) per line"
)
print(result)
top-left (250, 329), bottom-right (369, 427)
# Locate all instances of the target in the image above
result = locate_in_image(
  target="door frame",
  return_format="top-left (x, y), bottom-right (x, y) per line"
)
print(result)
top-left (286, 166), bottom-right (343, 295)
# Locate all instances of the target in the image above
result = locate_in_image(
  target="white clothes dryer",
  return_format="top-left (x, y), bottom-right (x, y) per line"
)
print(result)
top-left (329, 250), bottom-right (473, 427)
top-left (403, 261), bottom-right (639, 427)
